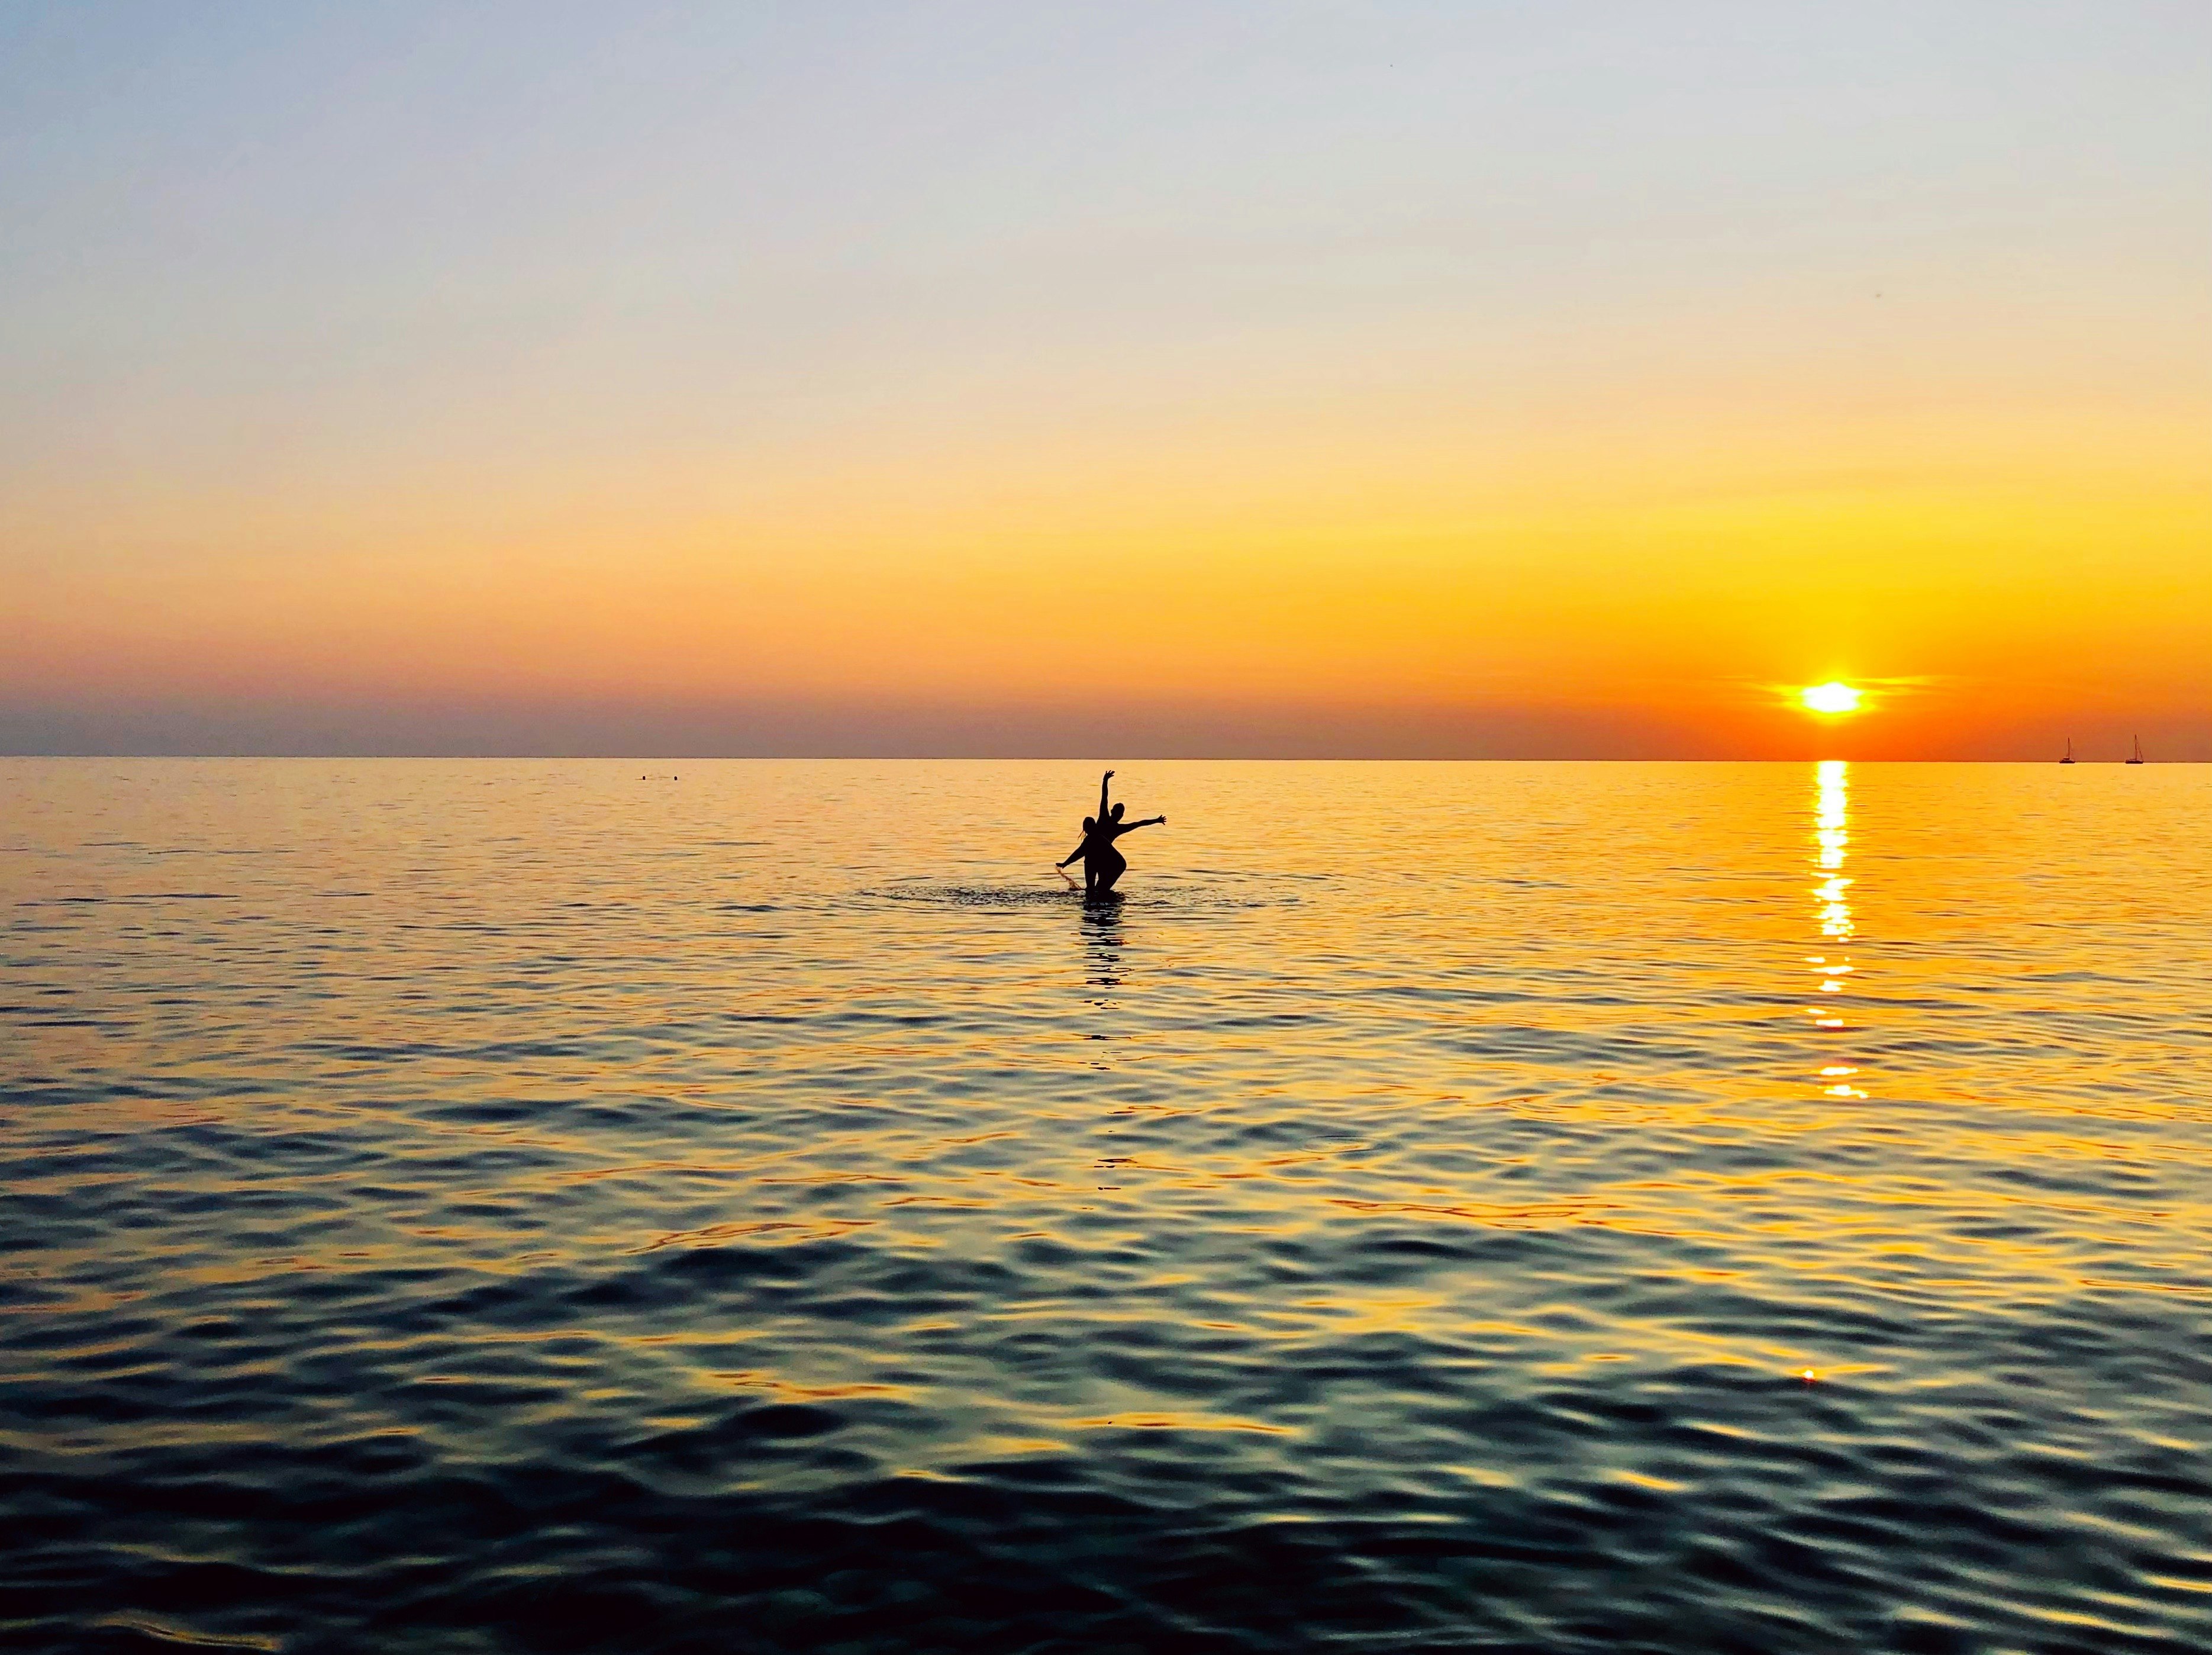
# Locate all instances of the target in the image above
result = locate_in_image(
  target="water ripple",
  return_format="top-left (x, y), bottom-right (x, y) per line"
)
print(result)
top-left (3, 758), bottom-right (2209, 1653)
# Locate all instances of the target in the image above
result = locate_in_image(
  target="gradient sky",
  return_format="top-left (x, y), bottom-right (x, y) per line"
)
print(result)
top-left (4, 1), bottom-right (2207, 757)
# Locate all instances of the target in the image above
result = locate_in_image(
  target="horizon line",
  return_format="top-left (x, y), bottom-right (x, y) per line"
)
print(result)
top-left (2, 752), bottom-right (2194, 764)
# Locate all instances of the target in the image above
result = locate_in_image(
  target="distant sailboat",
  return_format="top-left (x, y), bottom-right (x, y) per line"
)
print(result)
top-left (2127, 735), bottom-right (2145, 765)
top-left (2060, 738), bottom-right (2075, 765)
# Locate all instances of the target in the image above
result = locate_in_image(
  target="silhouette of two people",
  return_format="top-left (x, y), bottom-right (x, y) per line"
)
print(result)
top-left (1059, 770), bottom-right (1165, 899)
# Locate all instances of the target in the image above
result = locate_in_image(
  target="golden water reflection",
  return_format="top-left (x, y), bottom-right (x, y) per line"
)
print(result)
top-left (1808, 759), bottom-right (1862, 1093)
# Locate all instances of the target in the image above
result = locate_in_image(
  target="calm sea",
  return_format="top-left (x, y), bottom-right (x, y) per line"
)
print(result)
top-left (4, 759), bottom-right (2208, 1654)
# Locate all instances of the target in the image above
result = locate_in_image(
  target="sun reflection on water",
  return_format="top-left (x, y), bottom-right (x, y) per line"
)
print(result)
top-left (1808, 759), bottom-right (1862, 1082)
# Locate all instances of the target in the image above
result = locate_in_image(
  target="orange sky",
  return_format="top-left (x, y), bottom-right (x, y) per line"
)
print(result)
top-left (4, 5), bottom-right (2207, 756)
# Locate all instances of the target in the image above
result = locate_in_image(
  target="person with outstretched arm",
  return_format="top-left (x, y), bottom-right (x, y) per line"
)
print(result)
top-left (1057, 769), bottom-right (1166, 896)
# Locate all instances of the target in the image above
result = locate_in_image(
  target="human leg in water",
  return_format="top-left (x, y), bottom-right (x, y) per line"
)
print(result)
top-left (1092, 842), bottom-right (1128, 896)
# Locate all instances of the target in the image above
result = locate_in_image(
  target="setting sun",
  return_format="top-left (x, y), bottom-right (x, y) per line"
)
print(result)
top-left (1801, 682), bottom-right (1863, 716)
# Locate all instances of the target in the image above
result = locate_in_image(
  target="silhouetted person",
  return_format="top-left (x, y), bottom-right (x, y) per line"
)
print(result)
top-left (1058, 769), bottom-right (1165, 896)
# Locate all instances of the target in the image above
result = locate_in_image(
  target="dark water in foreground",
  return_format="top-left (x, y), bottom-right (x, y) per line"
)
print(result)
top-left (4, 759), bottom-right (2209, 1654)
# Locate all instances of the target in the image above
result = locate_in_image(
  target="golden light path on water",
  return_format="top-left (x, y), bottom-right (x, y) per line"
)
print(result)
top-left (2, 758), bottom-right (2209, 1654)
top-left (1809, 759), bottom-right (1862, 1094)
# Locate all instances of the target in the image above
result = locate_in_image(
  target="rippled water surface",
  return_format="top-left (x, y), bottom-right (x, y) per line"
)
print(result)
top-left (5, 759), bottom-right (2209, 1654)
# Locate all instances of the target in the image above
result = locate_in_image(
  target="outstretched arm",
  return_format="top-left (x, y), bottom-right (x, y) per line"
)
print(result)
top-left (1057, 838), bottom-right (1091, 868)
top-left (1098, 769), bottom-right (1114, 822)
top-left (1119, 815), bottom-right (1167, 832)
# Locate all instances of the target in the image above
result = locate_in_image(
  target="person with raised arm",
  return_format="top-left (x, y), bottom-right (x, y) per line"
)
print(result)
top-left (1057, 769), bottom-right (1166, 897)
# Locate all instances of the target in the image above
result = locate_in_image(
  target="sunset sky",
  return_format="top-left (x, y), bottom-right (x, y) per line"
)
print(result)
top-left (4, 2), bottom-right (2207, 758)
